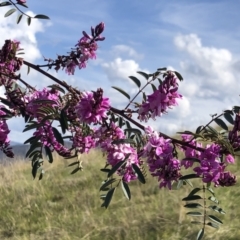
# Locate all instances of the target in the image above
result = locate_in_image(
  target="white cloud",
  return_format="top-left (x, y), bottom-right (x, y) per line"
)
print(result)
top-left (0, 8), bottom-right (50, 142)
top-left (111, 45), bottom-right (144, 60)
top-left (172, 96), bottom-right (191, 118)
top-left (0, 9), bottom-right (49, 62)
top-left (102, 57), bottom-right (140, 82)
top-left (174, 34), bottom-right (236, 97)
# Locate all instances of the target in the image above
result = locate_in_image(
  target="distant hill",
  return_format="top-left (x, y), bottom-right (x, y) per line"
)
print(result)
top-left (0, 141), bottom-right (72, 163)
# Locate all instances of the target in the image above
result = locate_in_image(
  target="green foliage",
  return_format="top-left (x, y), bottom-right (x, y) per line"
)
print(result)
top-left (0, 152), bottom-right (239, 239)
top-left (111, 86), bottom-right (130, 100)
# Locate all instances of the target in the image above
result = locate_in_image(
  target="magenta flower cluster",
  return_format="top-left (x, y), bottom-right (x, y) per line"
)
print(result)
top-left (34, 121), bottom-right (70, 157)
top-left (64, 22), bottom-right (105, 75)
top-left (142, 126), bottom-right (181, 189)
top-left (76, 88), bottom-right (110, 124)
top-left (71, 127), bottom-right (96, 154)
top-left (181, 135), bottom-right (236, 187)
top-left (180, 134), bottom-right (202, 169)
top-left (0, 40), bottom-right (23, 86)
top-left (229, 113), bottom-right (240, 149)
top-left (25, 88), bottom-right (60, 118)
top-left (95, 123), bottom-right (141, 182)
top-left (0, 105), bottom-right (13, 157)
top-left (138, 72), bottom-right (182, 122)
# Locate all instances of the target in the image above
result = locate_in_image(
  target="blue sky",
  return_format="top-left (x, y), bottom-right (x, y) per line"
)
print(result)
top-left (0, 0), bottom-right (240, 143)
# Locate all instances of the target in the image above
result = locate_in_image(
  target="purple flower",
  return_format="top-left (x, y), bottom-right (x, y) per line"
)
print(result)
top-left (0, 40), bottom-right (23, 86)
top-left (181, 134), bottom-right (202, 169)
top-left (25, 88), bottom-right (60, 118)
top-left (72, 127), bottom-right (96, 154)
top-left (225, 154), bottom-right (235, 164)
top-left (34, 122), bottom-right (70, 157)
top-left (76, 88), bottom-right (110, 124)
top-left (143, 126), bottom-right (181, 189)
top-left (138, 72), bottom-right (182, 122)
top-left (106, 143), bottom-right (140, 182)
top-left (0, 105), bottom-right (13, 157)
top-left (216, 171), bottom-right (237, 187)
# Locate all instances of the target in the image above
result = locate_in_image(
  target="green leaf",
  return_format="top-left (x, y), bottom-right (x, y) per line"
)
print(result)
top-left (208, 215), bottom-right (223, 225)
top-left (137, 71), bottom-right (149, 80)
top-left (207, 125), bottom-right (218, 135)
top-left (59, 110), bottom-right (68, 134)
top-left (129, 76), bottom-right (141, 88)
top-left (196, 125), bottom-right (204, 134)
top-left (102, 188), bottom-right (116, 208)
top-left (48, 85), bottom-right (65, 94)
top-left (45, 146), bottom-right (53, 163)
top-left (121, 181), bottom-right (131, 200)
top-left (184, 179), bottom-right (193, 187)
top-left (52, 127), bottom-right (64, 145)
top-left (33, 99), bottom-right (57, 105)
top-left (118, 117), bottom-right (123, 128)
top-left (0, 2), bottom-right (12, 7)
top-left (108, 160), bottom-right (126, 178)
top-left (142, 92), bottom-right (147, 102)
top-left (100, 179), bottom-right (117, 191)
top-left (100, 194), bottom-right (106, 200)
top-left (39, 171), bottom-right (44, 180)
top-left (112, 139), bottom-right (135, 145)
top-left (179, 174), bottom-right (199, 180)
top-left (68, 161), bottom-right (79, 167)
top-left (186, 212), bottom-right (203, 216)
top-left (100, 168), bottom-right (111, 173)
top-left (224, 112), bottom-right (234, 125)
top-left (124, 128), bottom-right (142, 135)
top-left (177, 130), bottom-right (195, 135)
top-left (23, 123), bottom-right (41, 132)
top-left (214, 118), bottom-right (228, 131)
top-left (191, 221), bottom-right (202, 225)
top-left (32, 160), bottom-right (39, 179)
top-left (182, 195), bottom-right (202, 201)
top-left (34, 14), bottom-right (50, 20)
top-left (206, 222), bottom-right (219, 229)
top-left (188, 188), bottom-right (202, 196)
top-left (16, 14), bottom-right (23, 24)
top-left (208, 196), bottom-right (219, 204)
top-left (26, 142), bottom-right (42, 158)
top-left (4, 8), bottom-right (16, 17)
top-left (27, 16), bottom-right (31, 26)
top-left (132, 164), bottom-right (146, 184)
top-left (112, 86), bottom-right (130, 100)
top-left (206, 187), bottom-right (215, 196)
top-left (157, 67), bottom-right (167, 71)
top-left (151, 83), bottom-right (157, 92)
top-left (174, 71), bottom-right (183, 81)
top-left (71, 167), bottom-right (80, 174)
top-left (24, 136), bottom-right (37, 144)
top-left (208, 206), bottom-right (226, 214)
top-left (28, 150), bottom-right (41, 159)
top-left (177, 180), bottom-right (183, 189)
top-left (184, 203), bottom-right (203, 209)
top-left (27, 65), bottom-right (30, 74)
top-left (182, 157), bottom-right (200, 163)
top-left (196, 228), bottom-right (204, 240)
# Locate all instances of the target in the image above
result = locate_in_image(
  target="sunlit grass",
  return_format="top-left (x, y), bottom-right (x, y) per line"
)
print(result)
top-left (0, 149), bottom-right (239, 240)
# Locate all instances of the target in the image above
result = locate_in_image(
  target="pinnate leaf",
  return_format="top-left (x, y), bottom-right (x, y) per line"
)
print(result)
top-left (112, 86), bottom-right (130, 100)
top-left (4, 8), bottom-right (16, 17)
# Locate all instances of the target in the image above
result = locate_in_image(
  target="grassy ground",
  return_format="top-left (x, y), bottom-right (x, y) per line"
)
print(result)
top-left (0, 150), bottom-right (239, 240)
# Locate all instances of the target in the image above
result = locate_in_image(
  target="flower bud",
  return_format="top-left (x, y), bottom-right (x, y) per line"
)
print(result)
top-left (95, 22), bottom-right (105, 36)
top-left (82, 31), bottom-right (92, 40)
top-left (95, 37), bottom-right (105, 41)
